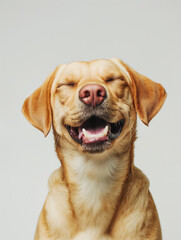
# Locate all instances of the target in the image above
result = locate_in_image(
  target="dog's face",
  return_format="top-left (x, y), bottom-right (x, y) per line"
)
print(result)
top-left (22, 58), bottom-right (166, 155)
top-left (51, 59), bottom-right (136, 154)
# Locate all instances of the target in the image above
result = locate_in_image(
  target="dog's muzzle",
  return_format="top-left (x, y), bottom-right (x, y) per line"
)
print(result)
top-left (65, 84), bottom-right (124, 153)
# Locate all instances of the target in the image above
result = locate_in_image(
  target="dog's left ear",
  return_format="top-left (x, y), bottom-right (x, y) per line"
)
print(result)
top-left (128, 66), bottom-right (167, 126)
top-left (111, 58), bottom-right (167, 125)
top-left (22, 67), bottom-right (58, 136)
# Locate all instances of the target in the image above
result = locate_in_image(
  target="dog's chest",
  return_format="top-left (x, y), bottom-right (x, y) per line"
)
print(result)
top-left (72, 175), bottom-right (117, 232)
top-left (76, 174), bottom-right (111, 210)
top-left (69, 155), bottom-right (123, 228)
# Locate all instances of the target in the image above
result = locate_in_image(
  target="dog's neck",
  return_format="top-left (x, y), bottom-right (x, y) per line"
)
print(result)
top-left (55, 139), bottom-right (134, 230)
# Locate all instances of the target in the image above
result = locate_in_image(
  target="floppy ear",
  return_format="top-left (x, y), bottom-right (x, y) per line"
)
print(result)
top-left (22, 68), bottom-right (58, 136)
top-left (128, 67), bottom-right (167, 125)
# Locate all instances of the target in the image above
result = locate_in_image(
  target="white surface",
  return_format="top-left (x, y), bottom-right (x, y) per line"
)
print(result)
top-left (0, 0), bottom-right (180, 239)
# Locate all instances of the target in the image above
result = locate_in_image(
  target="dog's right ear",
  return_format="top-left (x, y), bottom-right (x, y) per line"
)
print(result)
top-left (22, 67), bottom-right (59, 137)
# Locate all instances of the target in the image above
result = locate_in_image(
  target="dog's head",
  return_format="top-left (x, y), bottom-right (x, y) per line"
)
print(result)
top-left (22, 58), bottom-right (166, 154)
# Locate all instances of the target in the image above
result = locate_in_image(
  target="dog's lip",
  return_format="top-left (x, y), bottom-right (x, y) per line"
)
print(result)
top-left (65, 116), bottom-right (124, 145)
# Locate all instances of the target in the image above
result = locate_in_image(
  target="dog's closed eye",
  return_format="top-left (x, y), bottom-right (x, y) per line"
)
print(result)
top-left (105, 76), bottom-right (125, 83)
top-left (57, 82), bottom-right (76, 88)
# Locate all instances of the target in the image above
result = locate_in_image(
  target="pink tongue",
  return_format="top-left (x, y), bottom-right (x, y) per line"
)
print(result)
top-left (78, 127), bottom-right (108, 144)
top-left (82, 135), bottom-right (108, 144)
top-left (86, 128), bottom-right (104, 134)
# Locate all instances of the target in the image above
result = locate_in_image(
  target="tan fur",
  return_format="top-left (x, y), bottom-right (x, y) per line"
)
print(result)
top-left (22, 58), bottom-right (166, 240)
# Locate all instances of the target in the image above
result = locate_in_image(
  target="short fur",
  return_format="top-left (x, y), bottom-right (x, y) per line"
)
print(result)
top-left (22, 58), bottom-right (166, 240)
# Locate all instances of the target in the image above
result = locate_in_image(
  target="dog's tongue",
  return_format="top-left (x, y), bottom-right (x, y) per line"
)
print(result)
top-left (78, 117), bottom-right (109, 144)
top-left (78, 126), bottom-right (108, 144)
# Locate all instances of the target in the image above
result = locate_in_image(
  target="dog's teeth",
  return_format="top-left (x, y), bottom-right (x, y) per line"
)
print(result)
top-left (82, 128), bottom-right (88, 138)
top-left (103, 126), bottom-right (108, 136)
top-left (82, 126), bottom-right (108, 140)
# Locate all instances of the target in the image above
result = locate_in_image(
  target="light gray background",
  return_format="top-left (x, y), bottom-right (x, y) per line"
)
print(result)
top-left (0, 0), bottom-right (180, 239)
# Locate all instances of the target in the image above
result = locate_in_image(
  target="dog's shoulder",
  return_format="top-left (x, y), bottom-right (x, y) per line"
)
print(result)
top-left (36, 168), bottom-right (76, 239)
top-left (130, 167), bottom-right (150, 189)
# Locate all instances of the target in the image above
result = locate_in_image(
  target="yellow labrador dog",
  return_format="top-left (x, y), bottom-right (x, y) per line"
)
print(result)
top-left (22, 58), bottom-right (166, 240)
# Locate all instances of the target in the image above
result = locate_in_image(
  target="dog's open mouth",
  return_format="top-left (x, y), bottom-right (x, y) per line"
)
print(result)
top-left (65, 116), bottom-right (124, 152)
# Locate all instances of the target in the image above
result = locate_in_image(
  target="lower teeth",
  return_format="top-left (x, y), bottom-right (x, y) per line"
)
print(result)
top-left (82, 125), bottom-right (108, 139)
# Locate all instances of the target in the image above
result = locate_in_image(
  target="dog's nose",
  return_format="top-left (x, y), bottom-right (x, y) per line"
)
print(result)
top-left (79, 84), bottom-right (107, 107)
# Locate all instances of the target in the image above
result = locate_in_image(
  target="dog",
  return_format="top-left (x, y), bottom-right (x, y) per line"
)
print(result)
top-left (22, 58), bottom-right (166, 240)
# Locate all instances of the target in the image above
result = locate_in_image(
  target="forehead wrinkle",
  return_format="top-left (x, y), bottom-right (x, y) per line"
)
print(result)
top-left (89, 59), bottom-right (122, 80)
top-left (63, 62), bottom-right (90, 82)
top-left (110, 58), bottom-right (132, 84)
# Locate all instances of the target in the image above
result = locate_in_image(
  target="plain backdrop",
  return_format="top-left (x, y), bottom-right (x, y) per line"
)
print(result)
top-left (0, 0), bottom-right (181, 239)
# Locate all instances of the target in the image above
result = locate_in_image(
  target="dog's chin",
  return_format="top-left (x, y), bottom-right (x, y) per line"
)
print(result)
top-left (81, 141), bottom-right (111, 153)
top-left (65, 116), bottom-right (125, 154)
